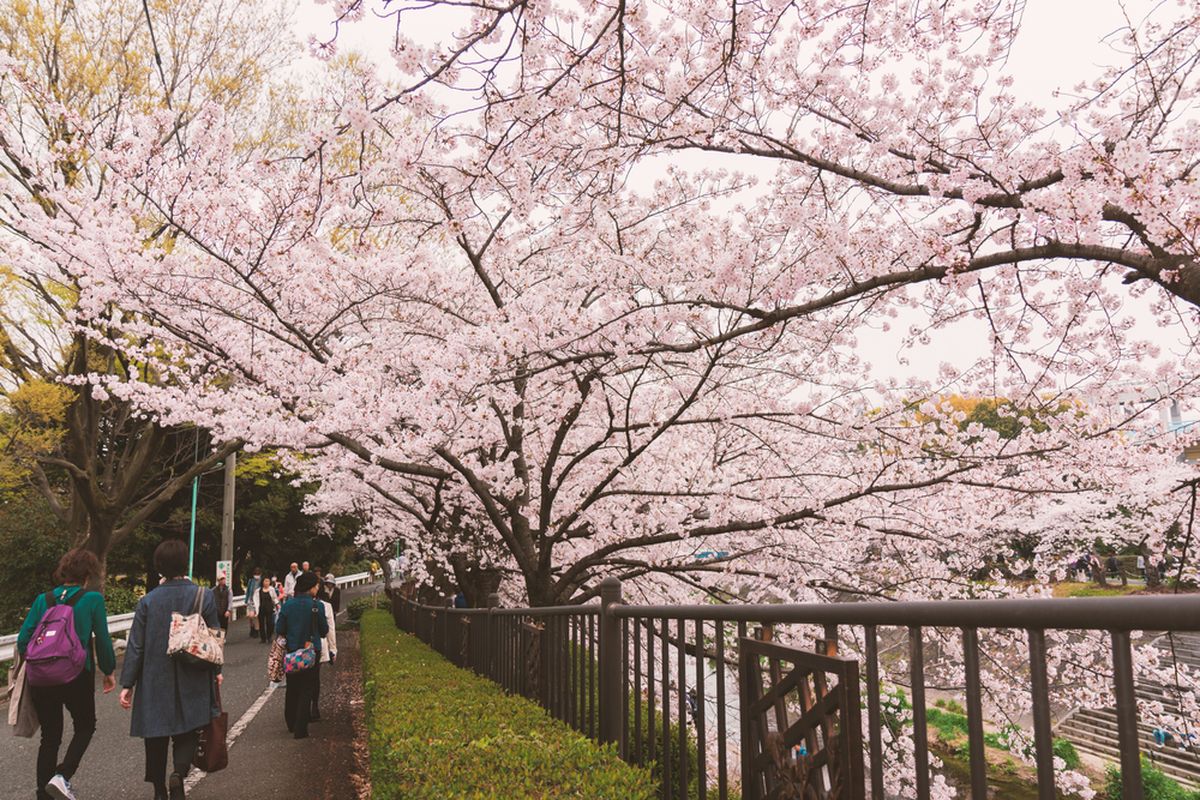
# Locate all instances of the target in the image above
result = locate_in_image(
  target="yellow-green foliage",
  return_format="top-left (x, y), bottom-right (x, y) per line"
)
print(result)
top-left (360, 610), bottom-right (655, 800)
top-left (0, 379), bottom-right (74, 489)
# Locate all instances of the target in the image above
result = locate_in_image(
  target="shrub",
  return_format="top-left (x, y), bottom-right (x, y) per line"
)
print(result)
top-left (927, 707), bottom-right (969, 743)
top-left (935, 698), bottom-right (966, 716)
top-left (102, 581), bottom-right (142, 615)
top-left (360, 610), bottom-right (655, 799)
top-left (345, 593), bottom-right (386, 627)
top-left (1052, 737), bottom-right (1081, 770)
top-left (1105, 757), bottom-right (1200, 800)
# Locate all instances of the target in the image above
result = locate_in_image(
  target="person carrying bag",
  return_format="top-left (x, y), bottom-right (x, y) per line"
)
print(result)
top-left (120, 540), bottom-right (222, 800)
top-left (15, 549), bottom-right (117, 800)
top-left (274, 572), bottom-right (328, 739)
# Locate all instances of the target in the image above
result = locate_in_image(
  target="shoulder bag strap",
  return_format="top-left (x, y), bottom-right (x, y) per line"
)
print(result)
top-left (193, 586), bottom-right (204, 615)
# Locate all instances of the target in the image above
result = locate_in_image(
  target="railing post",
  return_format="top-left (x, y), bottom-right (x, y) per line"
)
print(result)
top-left (441, 598), bottom-right (452, 657)
top-left (1112, 630), bottom-right (1145, 800)
top-left (487, 593), bottom-right (500, 681)
top-left (599, 577), bottom-right (624, 749)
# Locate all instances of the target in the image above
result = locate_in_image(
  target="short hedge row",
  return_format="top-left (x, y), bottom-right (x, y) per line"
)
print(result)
top-left (360, 609), bottom-right (656, 799)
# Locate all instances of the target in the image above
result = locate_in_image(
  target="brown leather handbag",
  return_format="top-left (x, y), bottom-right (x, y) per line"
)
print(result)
top-left (193, 684), bottom-right (229, 773)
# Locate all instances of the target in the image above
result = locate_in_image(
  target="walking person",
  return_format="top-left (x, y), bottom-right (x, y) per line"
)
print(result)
top-left (310, 580), bottom-right (339, 722)
top-left (119, 540), bottom-right (223, 800)
top-left (16, 548), bottom-right (118, 800)
top-left (213, 574), bottom-right (231, 632)
top-left (283, 562), bottom-right (300, 599)
top-left (321, 574), bottom-right (342, 615)
top-left (275, 572), bottom-right (328, 739)
top-left (253, 576), bottom-right (278, 643)
top-left (244, 568), bottom-right (262, 638)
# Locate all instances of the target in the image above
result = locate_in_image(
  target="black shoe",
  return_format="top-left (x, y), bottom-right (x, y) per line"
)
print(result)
top-left (294, 731), bottom-right (309, 740)
top-left (153, 786), bottom-right (168, 800)
top-left (168, 772), bottom-right (185, 800)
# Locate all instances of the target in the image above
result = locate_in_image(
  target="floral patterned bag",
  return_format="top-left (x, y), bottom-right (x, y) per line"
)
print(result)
top-left (267, 636), bottom-right (286, 683)
top-left (283, 604), bottom-right (321, 674)
top-left (167, 587), bottom-right (225, 666)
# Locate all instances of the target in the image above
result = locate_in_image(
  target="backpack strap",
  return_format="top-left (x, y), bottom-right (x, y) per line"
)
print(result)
top-left (46, 588), bottom-right (85, 607)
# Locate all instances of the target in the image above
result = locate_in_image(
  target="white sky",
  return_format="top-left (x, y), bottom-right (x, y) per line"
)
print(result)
top-left (289, 1), bottom-right (1180, 390)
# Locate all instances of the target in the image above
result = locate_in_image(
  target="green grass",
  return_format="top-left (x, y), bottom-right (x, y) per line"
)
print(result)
top-left (360, 610), bottom-right (655, 799)
top-left (1052, 581), bottom-right (1141, 598)
top-left (1105, 757), bottom-right (1200, 800)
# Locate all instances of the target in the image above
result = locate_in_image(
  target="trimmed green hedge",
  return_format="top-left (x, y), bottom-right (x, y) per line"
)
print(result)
top-left (360, 610), bottom-right (655, 799)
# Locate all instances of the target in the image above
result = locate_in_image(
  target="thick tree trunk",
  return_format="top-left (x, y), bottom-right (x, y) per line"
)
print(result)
top-left (79, 522), bottom-right (113, 591)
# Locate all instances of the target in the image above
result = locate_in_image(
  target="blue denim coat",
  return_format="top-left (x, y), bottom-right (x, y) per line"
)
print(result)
top-left (119, 579), bottom-right (221, 738)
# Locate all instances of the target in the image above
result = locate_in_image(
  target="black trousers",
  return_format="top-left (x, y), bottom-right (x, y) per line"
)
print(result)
top-left (259, 610), bottom-right (275, 642)
top-left (30, 670), bottom-right (96, 800)
top-left (284, 667), bottom-right (318, 737)
top-left (143, 730), bottom-right (199, 788)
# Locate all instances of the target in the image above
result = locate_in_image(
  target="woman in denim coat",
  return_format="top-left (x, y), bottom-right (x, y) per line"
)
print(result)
top-left (119, 540), bottom-right (222, 800)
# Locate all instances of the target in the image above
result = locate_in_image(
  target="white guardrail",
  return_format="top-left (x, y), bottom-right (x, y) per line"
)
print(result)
top-left (0, 571), bottom-right (374, 664)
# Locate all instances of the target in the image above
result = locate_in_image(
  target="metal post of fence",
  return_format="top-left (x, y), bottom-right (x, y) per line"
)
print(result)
top-left (487, 593), bottom-right (500, 681)
top-left (441, 598), bottom-right (452, 657)
top-left (598, 577), bottom-right (624, 749)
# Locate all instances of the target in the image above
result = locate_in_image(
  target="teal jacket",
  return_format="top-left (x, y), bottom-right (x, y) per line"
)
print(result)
top-left (275, 596), bottom-right (329, 655)
top-left (16, 585), bottom-right (117, 675)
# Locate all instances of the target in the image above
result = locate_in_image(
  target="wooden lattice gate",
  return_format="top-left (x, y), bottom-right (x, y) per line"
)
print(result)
top-left (739, 638), bottom-right (866, 800)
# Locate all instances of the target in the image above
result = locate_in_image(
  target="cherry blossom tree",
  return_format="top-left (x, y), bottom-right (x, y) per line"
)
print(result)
top-left (3, 2), bottom-right (1199, 793)
top-left (0, 0), bottom-right (293, 577)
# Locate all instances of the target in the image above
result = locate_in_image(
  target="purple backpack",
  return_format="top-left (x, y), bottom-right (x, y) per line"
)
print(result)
top-left (25, 589), bottom-right (88, 687)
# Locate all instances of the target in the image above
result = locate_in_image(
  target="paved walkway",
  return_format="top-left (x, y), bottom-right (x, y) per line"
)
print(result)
top-left (2, 585), bottom-right (376, 799)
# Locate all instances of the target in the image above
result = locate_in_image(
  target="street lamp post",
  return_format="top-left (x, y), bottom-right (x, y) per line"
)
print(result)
top-left (187, 456), bottom-right (237, 579)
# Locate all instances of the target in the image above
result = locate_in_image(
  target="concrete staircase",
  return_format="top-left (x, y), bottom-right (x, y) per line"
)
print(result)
top-left (1056, 632), bottom-right (1200, 789)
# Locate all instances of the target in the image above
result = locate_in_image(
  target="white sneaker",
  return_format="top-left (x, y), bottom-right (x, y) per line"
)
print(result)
top-left (46, 774), bottom-right (78, 800)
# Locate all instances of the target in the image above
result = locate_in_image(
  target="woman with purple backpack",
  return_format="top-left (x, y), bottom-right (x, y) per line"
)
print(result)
top-left (16, 548), bottom-right (118, 800)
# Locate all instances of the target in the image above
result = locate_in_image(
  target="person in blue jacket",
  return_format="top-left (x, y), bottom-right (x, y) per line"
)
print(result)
top-left (275, 571), bottom-right (328, 739)
top-left (119, 540), bottom-right (222, 800)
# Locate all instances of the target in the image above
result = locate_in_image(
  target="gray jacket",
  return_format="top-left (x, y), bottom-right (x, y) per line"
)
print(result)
top-left (119, 579), bottom-right (220, 738)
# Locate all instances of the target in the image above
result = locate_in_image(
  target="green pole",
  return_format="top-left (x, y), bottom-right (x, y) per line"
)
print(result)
top-left (188, 474), bottom-right (200, 578)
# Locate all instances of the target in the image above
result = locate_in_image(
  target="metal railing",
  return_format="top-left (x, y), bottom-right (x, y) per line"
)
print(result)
top-left (395, 579), bottom-right (1200, 800)
top-left (0, 570), bottom-right (372, 663)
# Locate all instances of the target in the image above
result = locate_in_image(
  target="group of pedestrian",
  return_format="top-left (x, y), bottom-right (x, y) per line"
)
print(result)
top-left (11, 546), bottom-right (343, 799)
top-left (243, 561), bottom-right (341, 644)
top-left (1071, 550), bottom-right (1175, 585)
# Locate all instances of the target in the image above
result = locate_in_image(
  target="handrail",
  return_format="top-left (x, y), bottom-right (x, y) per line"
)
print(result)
top-left (609, 593), bottom-right (1200, 630)
top-left (398, 591), bottom-right (1200, 629)
top-left (0, 570), bottom-right (372, 663)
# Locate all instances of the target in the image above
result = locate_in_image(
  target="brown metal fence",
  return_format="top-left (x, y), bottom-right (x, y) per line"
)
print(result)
top-left (393, 578), bottom-right (1200, 800)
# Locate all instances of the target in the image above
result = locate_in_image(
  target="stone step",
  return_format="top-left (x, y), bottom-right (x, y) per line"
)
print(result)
top-left (1062, 713), bottom-right (1200, 764)
top-left (1058, 724), bottom-right (1200, 788)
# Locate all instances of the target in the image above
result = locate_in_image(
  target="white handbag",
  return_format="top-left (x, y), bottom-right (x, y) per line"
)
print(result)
top-left (167, 587), bottom-right (225, 666)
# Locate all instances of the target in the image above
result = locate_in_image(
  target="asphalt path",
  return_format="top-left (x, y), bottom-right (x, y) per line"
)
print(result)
top-left (2, 582), bottom-right (379, 800)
